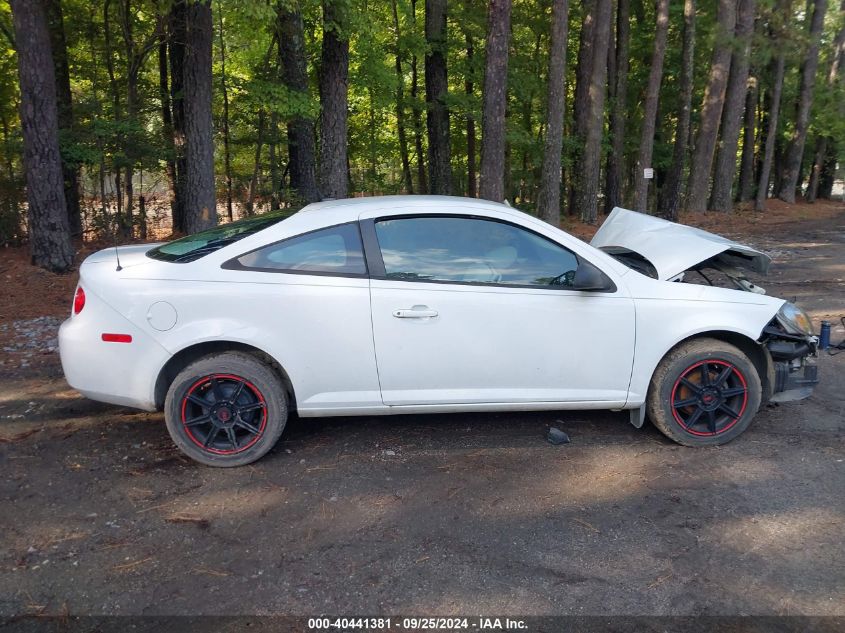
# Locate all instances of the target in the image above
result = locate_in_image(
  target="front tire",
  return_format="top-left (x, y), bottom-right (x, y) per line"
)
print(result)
top-left (164, 352), bottom-right (287, 467)
top-left (647, 338), bottom-right (761, 447)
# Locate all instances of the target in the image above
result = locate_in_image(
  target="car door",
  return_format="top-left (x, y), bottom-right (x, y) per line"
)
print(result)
top-left (362, 213), bottom-right (636, 407)
top-left (214, 221), bottom-right (383, 413)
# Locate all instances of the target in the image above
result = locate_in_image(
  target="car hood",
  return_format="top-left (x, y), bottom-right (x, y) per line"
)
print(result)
top-left (591, 207), bottom-right (771, 281)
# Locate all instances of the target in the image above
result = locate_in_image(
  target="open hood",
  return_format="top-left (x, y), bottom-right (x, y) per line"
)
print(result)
top-left (591, 207), bottom-right (771, 282)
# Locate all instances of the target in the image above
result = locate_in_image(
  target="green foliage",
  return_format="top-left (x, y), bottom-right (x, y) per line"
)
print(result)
top-left (0, 0), bottom-right (842, 245)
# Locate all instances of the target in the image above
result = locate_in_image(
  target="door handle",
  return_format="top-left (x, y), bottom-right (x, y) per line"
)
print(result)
top-left (392, 305), bottom-right (439, 319)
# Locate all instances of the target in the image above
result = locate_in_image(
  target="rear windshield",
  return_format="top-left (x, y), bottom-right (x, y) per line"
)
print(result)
top-left (147, 211), bottom-right (295, 263)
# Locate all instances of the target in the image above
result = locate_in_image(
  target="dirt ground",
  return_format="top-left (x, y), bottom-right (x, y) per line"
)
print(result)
top-left (1, 202), bottom-right (844, 619)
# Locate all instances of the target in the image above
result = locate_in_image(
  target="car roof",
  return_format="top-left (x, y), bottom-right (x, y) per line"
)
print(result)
top-left (130, 194), bottom-right (630, 281)
top-left (188, 194), bottom-right (571, 268)
top-left (299, 195), bottom-right (517, 222)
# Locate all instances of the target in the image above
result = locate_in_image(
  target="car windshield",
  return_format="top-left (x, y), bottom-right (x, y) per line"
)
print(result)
top-left (147, 211), bottom-right (296, 263)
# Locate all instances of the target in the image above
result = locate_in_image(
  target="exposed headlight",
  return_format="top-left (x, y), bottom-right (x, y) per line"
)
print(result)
top-left (776, 302), bottom-right (815, 336)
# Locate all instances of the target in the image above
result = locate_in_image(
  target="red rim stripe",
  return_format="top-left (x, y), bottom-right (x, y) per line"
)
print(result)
top-left (180, 373), bottom-right (268, 455)
top-left (670, 359), bottom-right (749, 437)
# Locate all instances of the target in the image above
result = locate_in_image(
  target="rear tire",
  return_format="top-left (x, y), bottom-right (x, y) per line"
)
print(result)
top-left (646, 338), bottom-right (761, 447)
top-left (164, 352), bottom-right (287, 467)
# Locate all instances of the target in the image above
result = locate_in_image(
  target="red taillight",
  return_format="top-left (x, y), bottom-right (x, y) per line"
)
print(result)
top-left (73, 286), bottom-right (85, 314)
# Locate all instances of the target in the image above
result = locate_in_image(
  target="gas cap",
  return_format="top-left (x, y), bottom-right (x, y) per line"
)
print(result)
top-left (146, 301), bottom-right (178, 331)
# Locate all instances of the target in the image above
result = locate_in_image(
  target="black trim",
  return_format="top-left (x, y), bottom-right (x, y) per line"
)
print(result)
top-left (761, 324), bottom-right (813, 343)
top-left (219, 268), bottom-right (370, 280)
top-left (369, 275), bottom-right (617, 292)
top-left (363, 213), bottom-right (618, 294)
top-left (221, 221), bottom-right (369, 279)
top-left (766, 339), bottom-right (812, 361)
top-left (359, 219), bottom-right (386, 277)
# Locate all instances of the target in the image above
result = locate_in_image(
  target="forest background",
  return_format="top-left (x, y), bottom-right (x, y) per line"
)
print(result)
top-left (2, 0), bottom-right (843, 273)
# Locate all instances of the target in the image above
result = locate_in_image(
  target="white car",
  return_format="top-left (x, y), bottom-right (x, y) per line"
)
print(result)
top-left (59, 196), bottom-right (818, 466)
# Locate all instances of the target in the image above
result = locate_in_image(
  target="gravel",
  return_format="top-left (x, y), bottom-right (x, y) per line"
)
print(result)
top-left (0, 316), bottom-right (63, 357)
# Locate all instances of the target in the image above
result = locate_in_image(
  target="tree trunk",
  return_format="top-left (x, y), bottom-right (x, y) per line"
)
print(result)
top-left (754, 1), bottom-right (787, 211)
top-left (269, 111), bottom-right (279, 209)
top-left (478, 0), bottom-right (511, 201)
top-left (121, 2), bottom-right (134, 236)
top-left (103, 0), bottom-right (123, 226)
top-left (318, 0), bottom-right (349, 200)
top-left (274, 6), bottom-right (319, 204)
top-left (0, 114), bottom-right (22, 244)
top-left (410, 0), bottom-right (427, 193)
top-left (537, 0), bottom-right (569, 225)
top-left (99, 158), bottom-right (107, 218)
top-left (817, 142), bottom-right (837, 198)
top-left (709, 0), bottom-right (756, 212)
top-left (577, 0), bottom-right (612, 223)
top-left (318, 0), bottom-right (349, 198)
top-left (772, 133), bottom-right (783, 195)
top-left (604, 0), bottom-right (630, 213)
top-left (805, 0), bottom-right (844, 202)
top-left (412, 58), bottom-right (428, 194)
top-left (138, 192), bottom-right (147, 240)
top-left (10, 0), bottom-right (73, 272)
top-left (247, 35), bottom-right (277, 214)
top-left (425, 0), bottom-right (452, 195)
top-left (168, 0), bottom-right (187, 232)
top-left (465, 31), bottom-right (477, 197)
top-left (82, 2), bottom-right (106, 225)
top-left (572, 0), bottom-right (596, 144)
top-left (567, 0), bottom-right (596, 214)
top-left (518, 36), bottom-right (540, 203)
top-left (736, 73), bottom-right (758, 202)
top-left (657, 0), bottom-right (695, 220)
top-left (391, 0), bottom-right (414, 194)
top-left (777, 0), bottom-right (827, 203)
top-left (516, 33), bottom-right (543, 204)
top-left (503, 138), bottom-right (513, 201)
top-left (686, 0), bottom-right (737, 212)
top-left (156, 10), bottom-right (179, 227)
top-left (183, 0), bottom-right (216, 233)
top-left (247, 110), bottom-right (265, 215)
top-left (45, 0), bottom-right (81, 239)
top-left (367, 86), bottom-right (378, 193)
top-left (120, 0), bottom-right (149, 239)
top-left (217, 1), bottom-right (233, 221)
top-left (633, 0), bottom-right (670, 211)
top-left (805, 136), bottom-right (827, 202)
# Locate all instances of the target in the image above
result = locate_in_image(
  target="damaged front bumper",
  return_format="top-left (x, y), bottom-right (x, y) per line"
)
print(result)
top-left (763, 330), bottom-right (820, 403)
top-left (771, 359), bottom-right (818, 402)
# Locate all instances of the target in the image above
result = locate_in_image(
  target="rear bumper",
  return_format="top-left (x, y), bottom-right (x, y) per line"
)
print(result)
top-left (59, 305), bottom-right (171, 412)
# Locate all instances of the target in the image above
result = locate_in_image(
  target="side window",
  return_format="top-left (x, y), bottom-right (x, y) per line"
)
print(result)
top-left (231, 223), bottom-right (367, 275)
top-left (374, 216), bottom-right (580, 287)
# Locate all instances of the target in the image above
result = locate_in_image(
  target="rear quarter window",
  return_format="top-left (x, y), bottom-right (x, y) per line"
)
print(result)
top-left (223, 222), bottom-right (367, 276)
top-left (147, 211), bottom-right (295, 263)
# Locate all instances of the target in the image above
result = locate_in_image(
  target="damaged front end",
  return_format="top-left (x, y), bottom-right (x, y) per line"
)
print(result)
top-left (592, 206), bottom-right (820, 404)
top-left (682, 256), bottom-right (819, 403)
top-left (760, 305), bottom-right (819, 403)
top-left (687, 266), bottom-right (821, 403)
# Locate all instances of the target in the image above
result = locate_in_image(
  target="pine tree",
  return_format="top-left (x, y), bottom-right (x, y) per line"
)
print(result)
top-left (10, 0), bottom-right (73, 271)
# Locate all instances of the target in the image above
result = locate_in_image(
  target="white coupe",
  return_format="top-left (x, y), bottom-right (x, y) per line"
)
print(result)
top-left (59, 196), bottom-right (819, 466)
